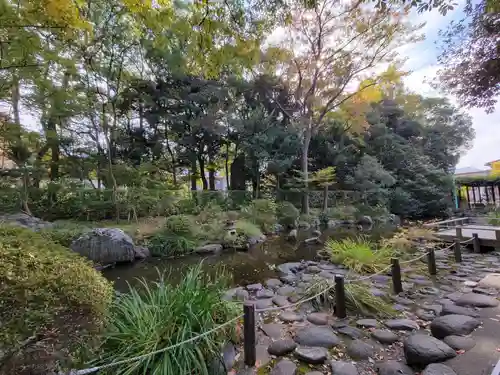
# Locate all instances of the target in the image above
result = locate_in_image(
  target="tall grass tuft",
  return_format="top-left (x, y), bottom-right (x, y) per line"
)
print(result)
top-left (97, 264), bottom-right (239, 375)
top-left (305, 279), bottom-right (396, 318)
top-left (325, 237), bottom-right (393, 273)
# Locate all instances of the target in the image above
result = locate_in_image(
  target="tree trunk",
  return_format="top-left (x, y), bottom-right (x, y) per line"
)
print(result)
top-left (301, 124), bottom-right (312, 214)
top-left (322, 185), bottom-right (328, 212)
top-left (12, 75), bottom-right (21, 126)
top-left (208, 168), bottom-right (216, 190)
top-left (225, 143), bottom-right (230, 190)
top-left (47, 118), bottom-right (60, 181)
top-left (198, 155), bottom-right (208, 190)
top-left (190, 156), bottom-right (198, 191)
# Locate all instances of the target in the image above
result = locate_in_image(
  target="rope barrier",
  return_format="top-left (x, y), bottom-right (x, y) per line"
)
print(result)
top-left (460, 237), bottom-right (474, 244)
top-left (68, 315), bottom-right (243, 375)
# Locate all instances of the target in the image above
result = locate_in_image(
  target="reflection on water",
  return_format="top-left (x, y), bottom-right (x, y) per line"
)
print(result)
top-left (103, 225), bottom-right (396, 292)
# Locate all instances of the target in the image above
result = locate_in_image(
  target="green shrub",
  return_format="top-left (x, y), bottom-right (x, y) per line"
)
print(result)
top-left (235, 220), bottom-right (263, 239)
top-left (488, 209), bottom-right (500, 225)
top-left (0, 225), bottom-right (113, 373)
top-left (325, 237), bottom-right (393, 273)
top-left (164, 214), bottom-right (195, 235)
top-left (325, 205), bottom-right (358, 221)
top-left (147, 233), bottom-right (198, 257)
top-left (241, 199), bottom-right (277, 233)
top-left (39, 222), bottom-right (91, 247)
top-left (175, 198), bottom-right (201, 215)
top-left (276, 201), bottom-right (300, 228)
top-left (97, 264), bottom-right (239, 375)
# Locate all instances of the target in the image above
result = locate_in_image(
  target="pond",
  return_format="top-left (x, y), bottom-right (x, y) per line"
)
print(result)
top-left (103, 224), bottom-right (396, 292)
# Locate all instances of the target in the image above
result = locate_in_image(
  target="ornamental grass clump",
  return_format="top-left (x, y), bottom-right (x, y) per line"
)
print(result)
top-left (97, 264), bottom-right (239, 375)
top-left (325, 237), bottom-right (393, 274)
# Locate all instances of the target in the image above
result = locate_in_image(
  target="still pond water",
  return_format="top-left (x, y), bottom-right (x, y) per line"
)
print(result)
top-left (103, 225), bottom-right (396, 292)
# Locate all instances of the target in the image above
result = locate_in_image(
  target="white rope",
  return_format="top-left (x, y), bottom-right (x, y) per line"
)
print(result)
top-left (68, 315), bottom-right (243, 375)
top-left (460, 237), bottom-right (474, 244)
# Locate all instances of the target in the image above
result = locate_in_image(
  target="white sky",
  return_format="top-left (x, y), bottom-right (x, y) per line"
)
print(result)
top-left (401, 0), bottom-right (500, 169)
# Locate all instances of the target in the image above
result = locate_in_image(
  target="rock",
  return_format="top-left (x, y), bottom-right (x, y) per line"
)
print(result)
top-left (294, 347), bottom-right (328, 364)
top-left (336, 326), bottom-right (364, 339)
top-left (327, 219), bottom-right (339, 228)
top-left (280, 275), bottom-right (298, 285)
top-left (248, 234), bottom-right (267, 246)
top-left (440, 303), bottom-right (479, 318)
top-left (376, 360), bottom-right (414, 375)
top-left (277, 286), bottom-right (296, 296)
top-left (266, 278), bottom-right (283, 289)
top-left (356, 319), bottom-right (378, 328)
top-left (261, 324), bottom-right (285, 339)
top-left (416, 309), bottom-right (436, 321)
top-left (455, 293), bottom-right (499, 307)
top-left (478, 273), bottom-right (500, 290)
top-left (385, 319), bottom-right (419, 331)
top-left (268, 339), bottom-right (297, 356)
top-left (306, 265), bottom-right (321, 274)
top-left (277, 262), bottom-right (302, 276)
top-left (430, 314), bottom-right (481, 339)
top-left (195, 243), bottom-right (223, 254)
top-left (346, 340), bottom-right (374, 360)
top-left (307, 312), bottom-right (329, 325)
top-left (464, 280), bottom-right (478, 287)
top-left (304, 237), bottom-right (321, 245)
top-left (443, 335), bottom-right (476, 351)
top-left (330, 360), bottom-right (359, 375)
top-left (472, 287), bottom-right (497, 295)
top-left (235, 289), bottom-right (249, 301)
top-left (222, 342), bottom-right (237, 371)
top-left (298, 221), bottom-right (311, 229)
top-left (256, 289), bottom-right (275, 299)
top-left (133, 246), bottom-right (150, 259)
top-left (279, 311), bottom-right (303, 323)
top-left (271, 359), bottom-right (297, 375)
top-left (421, 364), bottom-right (458, 375)
top-left (294, 326), bottom-right (341, 348)
top-left (246, 283), bottom-right (263, 292)
top-left (71, 228), bottom-right (139, 264)
top-left (0, 212), bottom-right (53, 230)
top-left (272, 295), bottom-right (289, 307)
top-left (312, 229), bottom-right (322, 237)
top-left (287, 229), bottom-right (298, 242)
top-left (357, 215), bottom-right (373, 226)
top-left (371, 329), bottom-right (399, 344)
top-left (404, 334), bottom-right (456, 366)
top-left (273, 223), bottom-right (285, 233)
top-left (255, 299), bottom-right (274, 309)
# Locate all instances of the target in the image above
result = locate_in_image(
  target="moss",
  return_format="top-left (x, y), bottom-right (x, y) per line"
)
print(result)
top-left (0, 225), bottom-right (113, 373)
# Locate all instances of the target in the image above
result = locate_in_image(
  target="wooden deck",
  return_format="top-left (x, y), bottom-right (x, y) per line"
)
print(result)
top-left (435, 224), bottom-right (500, 247)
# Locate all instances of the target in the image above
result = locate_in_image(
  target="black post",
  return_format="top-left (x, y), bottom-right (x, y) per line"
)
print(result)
top-left (472, 233), bottom-right (480, 253)
top-left (334, 275), bottom-right (346, 319)
top-left (485, 185), bottom-right (490, 205)
top-left (492, 184), bottom-right (496, 206)
top-left (427, 249), bottom-right (437, 275)
top-left (472, 186), bottom-right (477, 206)
top-left (454, 239), bottom-right (462, 263)
top-left (391, 258), bottom-right (403, 294)
top-left (243, 302), bottom-right (256, 367)
top-left (466, 187), bottom-right (471, 209)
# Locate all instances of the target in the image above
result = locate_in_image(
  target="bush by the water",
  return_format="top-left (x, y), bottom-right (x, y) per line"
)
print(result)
top-left (325, 237), bottom-right (393, 273)
top-left (276, 201), bottom-right (300, 228)
top-left (97, 264), bottom-right (239, 375)
top-left (241, 198), bottom-right (277, 233)
top-left (147, 215), bottom-right (199, 256)
top-left (0, 225), bottom-right (113, 374)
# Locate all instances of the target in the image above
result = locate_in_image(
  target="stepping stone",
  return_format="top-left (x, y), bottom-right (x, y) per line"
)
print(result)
top-left (307, 312), bottom-right (329, 325)
top-left (419, 287), bottom-right (440, 295)
top-left (330, 360), bottom-right (359, 375)
top-left (392, 296), bottom-right (414, 305)
top-left (430, 314), bottom-right (481, 339)
top-left (272, 295), bottom-right (289, 307)
top-left (385, 319), bottom-right (419, 331)
top-left (271, 359), bottom-right (297, 375)
top-left (247, 283), bottom-right (263, 291)
top-left (464, 280), bottom-right (478, 287)
top-left (256, 344), bottom-right (271, 367)
top-left (277, 286), bottom-right (297, 296)
top-left (305, 372), bottom-right (323, 375)
top-left (371, 329), bottom-right (399, 344)
top-left (265, 278), bottom-right (283, 289)
top-left (280, 275), bottom-right (298, 285)
top-left (306, 265), bottom-right (321, 273)
top-left (279, 311), bottom-right (303, 323)
top-left (261, 324), bottom-right (286, 339)
top-left (268, 339), bottom-right (297, 356)
top-left (443, 335), bottom-right (476, 351)
top-left (472, 287), bottom-right (497, 295)
top-left (370, 287), bottom-right (387, 297)
top-left (455, 293), bottom-right (499, 307)
top-left (336, 325), bottom-right (364, 339)
top-left (294, 346), bottom-right (328, 364)
top-left (445, 292), bottom-right (463, 302)
top-left (377, 360), bottom-right (413, 375)
top-left (479, 274), bottom-right (500, 289)
top-left (235, 289), bottom-right (250, 301)
top-left (356, 319), bottom-right (378, 328)
top-left (404, 334), bottom-right (456, 366)
top-left (346, 339), bottom-right (374, 360)
top-left (440, 303), bottom-right (480, 318)
top-left (256, 299), bottom-right (274, 309)
top-left (422, 363), bottom-right (457, 375)
top-left (416, 309), bottom-right (436, 321)
top-left (294, 326), bottom-right (341, 348)
top-left (256, 289), bottom-right (275, 299)
top-left (331, 319), bottom-right (348, 329)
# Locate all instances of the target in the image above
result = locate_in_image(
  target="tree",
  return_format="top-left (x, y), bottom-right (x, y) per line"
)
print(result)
top-left (437, 0), bottom-right (500, 112)
top-left (270, 0), bottom-right (419, 214)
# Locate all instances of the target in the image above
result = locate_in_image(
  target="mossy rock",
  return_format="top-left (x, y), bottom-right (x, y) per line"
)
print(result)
top-left (0, 225), bottom-right (114, 374)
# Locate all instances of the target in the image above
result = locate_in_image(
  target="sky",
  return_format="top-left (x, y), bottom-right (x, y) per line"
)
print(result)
top-left (401, 1), bottom-right (500, 170)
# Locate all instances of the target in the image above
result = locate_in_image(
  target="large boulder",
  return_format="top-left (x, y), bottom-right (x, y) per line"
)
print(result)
top-left (430, 314), bottom-right (481, 339)
top-left (0, 212), bottom-right (53, 231)
top-left (357, 215), bottom-right (373, 227)
top-left (71, 228), bottom-right (147, 264)
top-left (404, 334), bottom-right (456, 366)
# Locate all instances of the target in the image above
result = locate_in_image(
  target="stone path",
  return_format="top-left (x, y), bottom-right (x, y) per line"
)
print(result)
top-left (222, 249), bottom-right (500, 375)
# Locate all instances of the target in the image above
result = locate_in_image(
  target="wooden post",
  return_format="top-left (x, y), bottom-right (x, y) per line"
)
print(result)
top-left (492, 184), bottom-right (496, 206)
top-left (334, 275), bottom-right (346, 319)
top-left (391, 258), bottom-right (403, 294)
top-left (466, 187), bottom-right (471, 209)
top-left (485, 185), bottom-right (490, 205)
top-left (472, 233), bottom-right (480, 253)
top-left (427, 249), bottom-right (437, 275)
top-left (243, 302), bottom-right (256, 367)
top-left (455, 226), bottom-right (462, 239)
top-left (495, 229), bottom-right (500, 242)
top-left (454, 239), bottom-right (462, 263)
top-left (472, 186), bottom-right (477, 206)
